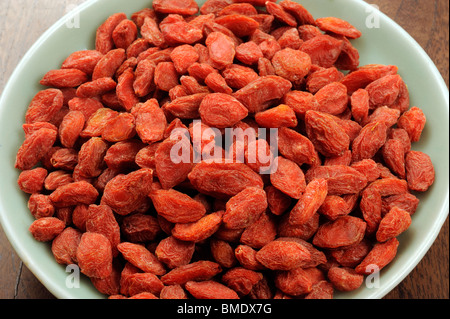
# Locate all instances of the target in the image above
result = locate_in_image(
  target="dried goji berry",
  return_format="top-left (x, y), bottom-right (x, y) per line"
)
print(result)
top-left (205, 31), bottom-right (236, 70)
top-left (235, 41), bottom-right (263, 65)
top-left (133, 59), bottom-right (156, 97)
top-left (185, 280), bottom-right (239, 299)
top-left (68, 97), bottom-right (103, 120)
top-left (382, 139), bottom-right (406, 179)
top-left (300, 35), bottom-right (344, 69)
top-left (17, 167), bottom-right (48, 194)
top-left (28, 194), bottom-right (54, 219)
top-left (101, 169), bottom-right (153, 215)
top-left (101, 112), bottom-right (136, 142)
top-left (333, 34), bottom-right (360, 71)
top-left (289, 178), bottom-right (328, 226)
top-left (154, 137), bottom-right (194, 189)
top-left (120, 213), bottom-right (160, 244)
top-left (272, 48), bottom-right (311, 83)
top-left (160, 14), bottom-right (203, 46)
top-left (397, 106), bottom-right (427, 143)
top-left (40, 69), bottom-right (88, 88)
top-left (170, 44), bottom-right (200, 75)
top-left (153, 0), bottom-right (199, 15)
top-left (112, 19), bottom-right (138, 50)
top-left (204, 72), bottom-right (233, 94)
top-left (104, 140), bottom-right (144, 171)
top-left (210, 238), bottom-right (237, 268)
top-left (351, 121), bottom-right (387, 162)
top-left (256, 240), bottom-right (311, 270)
top-left (223, 187), bottom-right (267, 229)
top-left (188, 161), bottom-right (264, 199)
top-left (328, 267), bottom-right (364, 292)
top-left (366, 177), bottom-right (409, 197)
top-left (270, 156), bottom-right (306, 199)
top-left (116, 68), bottom-right (140, 111)
top-left (331, 239), bottom-right (372, 268)
top-left (222, 64), bottom-right (259, 89)
top-left (279, 0), bottom-right (315, 25)
top-left (161, 260), bottom-right (222, 285)
top-left (49, 181), bottom-right (99, 207)
top-left (95, 12), bottom-right (127, 54)
top-left (306, 67), bottom-right (344, 94)
top-left (117, 242), bottom-right (166, 275)
top-left (265, 185), bottom-right (292, 216)
top-left (160, 285), bottom-right (188, 299)
top-left (282, 90), bottom-right (319, 119)
top-left (132, 99), bottom-right (167, 144)
top-left (222, 267), bottom-right (263, 296)
top-left (316, 17), bottom-right (362, 39)
top-left (274, 267), bottom-right (312, 296)
top-left (240, 212), bottom-right (277, 249)
top-left (355, 238), bottom-right (399, 275)
top-left (350, 88), bottom-right (369, 124)
top-left (29, 217), bottom-right (65, 242)
top-left (85, 204), bottom-right (121, 256)
top-left (51, 227), bottom-right (82, 265)
top-left (15, 128), bottom-right (57, 170)
top-left (365, 74), bottom-right (403, 109)
top-left (305, 110), bottom-right (350, 157)
top-left (92, 48), bottom-right (126, 80)
top-left (234, 75), bottom-right (292, 113)
top-left (314, 82), bottom-right (348, 115)
top-left (155, 235), bottom-right (195, 269)
top-left (254, 104), bottom-right (298, 128)
top-left (62, 50), bottom-right (104, 76)
top-left (277, 127), bottom-right (320, 166)
top-left (199, 93), bottom-right (248, 128)
top-left (340, 64), bottom-right (398, 95)
top-left (382, 193), bottom-right (420, 216)
top-left (75, 137), bottom-right (108, 179)
top-left (154, 61), bottom-right (180, 92)
top-left (376, 206), bottom-right (412, 242)
top-left (215, 14), bottom-right (259, 38)
top-left (277, 27), bottom-right (303, 50)
top-left (312, 216), bottom-right (367, 249)
top-left (77, 232), bottom-right (113, 278)
top-left (298, 25), bottom-right (322, 41)
top-left (172, 211), bottom-right (223, 242)
top-left (266, 1), bottom-right (297, 27)
top-left (360, 187), bottom-right (382, 235)
top-left (405, 150), bottom-right (435, 192)
top-left (140, 17), bottom-right (165, 47)
top-left (319, 195), bottom-right (350, 221)
top-left (150, 189), bottom-right (206, 223)
top-left (125, 272), bottom-right (164, 297)
top-left (25, 89), bottom-right (64, 124)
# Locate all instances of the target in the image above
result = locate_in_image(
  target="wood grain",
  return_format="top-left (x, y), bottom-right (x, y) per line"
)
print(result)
top-left (0, 0), bottom-right (448, 299)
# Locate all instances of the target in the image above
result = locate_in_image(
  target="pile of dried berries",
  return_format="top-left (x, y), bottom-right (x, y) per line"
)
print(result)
top-left (16, 0), bottom-right (435, 299)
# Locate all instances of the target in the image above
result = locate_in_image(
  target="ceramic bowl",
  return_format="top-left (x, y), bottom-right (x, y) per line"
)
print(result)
top-left (0, 0), bottom-right (448, 299)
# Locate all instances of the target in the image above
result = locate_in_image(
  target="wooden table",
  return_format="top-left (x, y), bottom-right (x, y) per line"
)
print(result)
top-left (0, 0), bottom-right (448, 299)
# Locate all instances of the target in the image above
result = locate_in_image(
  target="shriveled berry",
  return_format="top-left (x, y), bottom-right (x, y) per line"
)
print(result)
top-left (29, 217), bottom-right (65, 242)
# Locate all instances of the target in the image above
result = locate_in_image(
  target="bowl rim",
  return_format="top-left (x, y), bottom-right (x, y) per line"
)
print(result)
top-left (0, 0), bottom-right (448, 299)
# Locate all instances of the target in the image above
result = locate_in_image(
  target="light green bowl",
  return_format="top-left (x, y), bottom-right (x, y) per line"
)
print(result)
top-left (0, 0), bottom-right (448, 299)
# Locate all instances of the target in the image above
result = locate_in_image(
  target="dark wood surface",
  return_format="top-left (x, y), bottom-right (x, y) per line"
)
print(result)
top-left (0, 0), bottom-right (448, 299)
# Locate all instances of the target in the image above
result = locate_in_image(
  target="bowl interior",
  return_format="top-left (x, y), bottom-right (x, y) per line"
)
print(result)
top-left (0, 0), bottom-right (448, 299)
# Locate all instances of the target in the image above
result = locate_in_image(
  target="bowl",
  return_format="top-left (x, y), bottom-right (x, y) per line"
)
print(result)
top-left (0, 0), bottom-right (448, 299)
